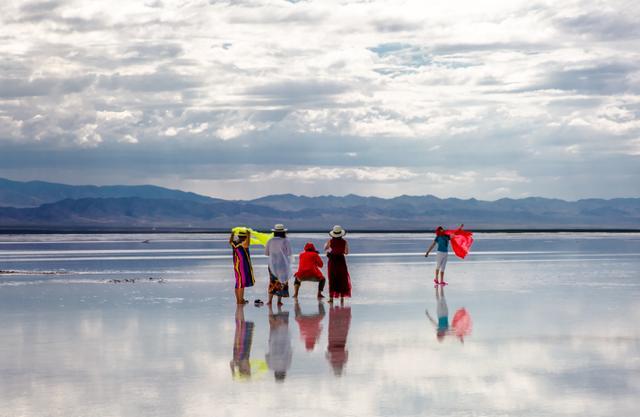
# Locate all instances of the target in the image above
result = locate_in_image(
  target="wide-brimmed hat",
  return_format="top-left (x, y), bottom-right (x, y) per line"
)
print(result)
top-left (235, 229), bottom-right (248, 236)
top-left (271, 224), bottom-right (288, 232)
top-left (329, 225), bottom-right (346, 238)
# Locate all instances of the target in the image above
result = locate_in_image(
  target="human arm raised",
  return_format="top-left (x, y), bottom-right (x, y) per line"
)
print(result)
top-left (241, 230), bottom-right (251, 249)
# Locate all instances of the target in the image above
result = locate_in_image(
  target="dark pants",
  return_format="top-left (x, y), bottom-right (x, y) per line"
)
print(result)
top-left (294, 278), bottom-right (325, 292)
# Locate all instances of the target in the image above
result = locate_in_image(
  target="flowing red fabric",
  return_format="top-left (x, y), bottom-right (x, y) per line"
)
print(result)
top-left (444, 229), bottom-right (474, 259)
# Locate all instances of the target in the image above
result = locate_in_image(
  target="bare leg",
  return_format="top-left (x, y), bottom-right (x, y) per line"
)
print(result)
top-left (235, 288), bottom-right (245, 304)
top-left (440, 270), bottom-right (446, 284)
top-left (267, 293), bottom-right (274, 305)
top-left (293, 283), bottom-right (300, 298)
top-left (277, 295), bottom-right (283, 306)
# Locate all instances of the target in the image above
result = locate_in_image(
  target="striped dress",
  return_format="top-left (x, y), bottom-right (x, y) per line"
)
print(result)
top-left (232, 242), bottom-right (255, 288)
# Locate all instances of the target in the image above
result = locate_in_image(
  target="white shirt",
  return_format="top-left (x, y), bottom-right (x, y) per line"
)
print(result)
top-left (265, 237), bottom-right (292, 282)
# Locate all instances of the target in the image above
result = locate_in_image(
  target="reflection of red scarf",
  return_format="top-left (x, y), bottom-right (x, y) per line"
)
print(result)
top-left (442, 227), bottom-right (474, 259)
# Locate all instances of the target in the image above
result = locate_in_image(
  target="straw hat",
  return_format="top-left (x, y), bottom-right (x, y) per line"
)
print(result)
top-left (271, 223), bottom-right (288, 232)
top-left (329, 225), bottom-right (346, 238)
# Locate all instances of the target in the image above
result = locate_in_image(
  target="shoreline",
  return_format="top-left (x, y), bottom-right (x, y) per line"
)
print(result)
top-left (1, 228), bottom-right (639, 234)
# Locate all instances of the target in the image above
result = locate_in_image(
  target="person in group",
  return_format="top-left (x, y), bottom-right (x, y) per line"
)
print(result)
top-left (326, 305), bottom-right (351, 376)
top-left (265, 224), bottom-right (292, 306)
top-left (229, 228), bottom-right (254, 304)
top-left (229, 304), bottom-right (255, 379)
top-left (293, 242), bottom-right (326, 299)
top-left (266, 304), bottom-right (292, 382)
top-left (324, 225), bottom-right (352, 304)
top-left (424, 225), bottom-right (455, 285)
top-left (294, 300), bottom-right (325, 351)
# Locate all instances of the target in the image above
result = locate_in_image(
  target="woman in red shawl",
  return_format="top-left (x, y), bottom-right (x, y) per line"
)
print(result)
top-left (323, 225), bottom-right (352, 304)
top-left (293, 242), bottom-right (326, 299)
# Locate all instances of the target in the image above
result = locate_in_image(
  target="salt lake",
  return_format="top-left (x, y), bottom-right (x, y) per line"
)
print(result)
top-left (1, 232), bottom-right (639, 417)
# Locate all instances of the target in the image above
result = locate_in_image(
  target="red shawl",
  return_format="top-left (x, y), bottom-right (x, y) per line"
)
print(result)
top-left (441, 227), bottom-right (474, 259)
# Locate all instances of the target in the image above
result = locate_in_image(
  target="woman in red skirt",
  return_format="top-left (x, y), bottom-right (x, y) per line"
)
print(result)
top-left (323, 225), bottom-right (352, 304)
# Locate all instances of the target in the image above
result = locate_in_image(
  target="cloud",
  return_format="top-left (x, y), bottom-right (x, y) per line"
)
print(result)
top-left (253, 167), bottom-right (420, 183)
top-left (243, 80), bottom-right (352, 107)
top-left (0, 0), bottom-right (638, 199)
top-left (0, 76), bottom-right (94, 98)
top-left (96, 71), bottom-right (200, 92)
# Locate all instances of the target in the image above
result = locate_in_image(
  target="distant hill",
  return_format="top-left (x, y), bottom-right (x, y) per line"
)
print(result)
top-left (0, 178), bottom-right (638, 230)
top-left (0, 177), bottom-right (221, 207)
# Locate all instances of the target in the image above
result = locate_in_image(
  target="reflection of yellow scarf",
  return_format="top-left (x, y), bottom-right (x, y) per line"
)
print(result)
top-left (232, 227), bottom-right (273, 246)
top-left (231, 359), bottom-right (269, 381)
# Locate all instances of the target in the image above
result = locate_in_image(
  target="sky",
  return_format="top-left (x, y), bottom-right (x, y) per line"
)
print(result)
top-left (0, 0), bottom-right (639, 200)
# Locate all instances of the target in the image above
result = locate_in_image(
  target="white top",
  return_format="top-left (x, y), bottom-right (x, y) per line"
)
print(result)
top-left (265, 237), bottom-right (292, 282)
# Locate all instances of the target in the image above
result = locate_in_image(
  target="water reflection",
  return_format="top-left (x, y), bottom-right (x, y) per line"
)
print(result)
top-left (425, 286), bottom-right (472, 343)
top-left (294, 300), bottom-right (325, 351)
top-left (266, 304), bottom-right (292, 382)
top-left (230, 305), bottom-right (268, 380)
top-left (326, 305), bottom-right (352, 376)
top-left (230, 305), bottom-right (254, 379)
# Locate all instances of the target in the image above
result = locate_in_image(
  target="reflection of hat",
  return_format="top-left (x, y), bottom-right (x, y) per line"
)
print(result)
top-left (329, 225), bottom-right (346, 238)
top-left (272, 224), bottom-right (287, 232)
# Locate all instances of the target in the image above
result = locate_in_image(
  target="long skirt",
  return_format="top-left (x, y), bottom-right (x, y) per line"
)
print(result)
top-left (268, 268), bottom-right (290, 297)
top-left (327, 254), bottom-right (351, 298)
top-left (233, 246), bottom-right (255, 289)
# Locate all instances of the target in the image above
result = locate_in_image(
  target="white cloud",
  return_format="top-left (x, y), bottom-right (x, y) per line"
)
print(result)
top-left (0, 0), bottom-right (638, 198)
top-left (254, 167), bottom-right (420, 183)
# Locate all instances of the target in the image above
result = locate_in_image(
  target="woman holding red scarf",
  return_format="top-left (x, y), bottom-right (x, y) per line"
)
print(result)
top-left (425, 224), bottom-right (471, 286)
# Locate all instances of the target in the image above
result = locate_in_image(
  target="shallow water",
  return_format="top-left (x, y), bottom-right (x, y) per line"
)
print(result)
top-left (1, 233), bottom-right (639, 417)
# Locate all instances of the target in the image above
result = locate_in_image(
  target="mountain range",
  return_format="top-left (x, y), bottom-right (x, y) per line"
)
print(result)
top-left (0, 177), bottom-right (638, 230)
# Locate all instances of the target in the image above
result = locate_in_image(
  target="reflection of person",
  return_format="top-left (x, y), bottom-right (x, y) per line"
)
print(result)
top-left (425, 286), bottom-right (471, 343)
top-left (425, 285), bottom-right (450, 342)
top-left (326, 305), bottom-right (351, 376)
top-left (266, 304), bottom-right (292, 382)
top-left (294, 242), bottom-right (326, 299)
top-left (230, 229), bottom-right (255, 304)
top-left (265, 224), bottom-right (292, 306)
top-left (424, 224), bottom-right (463, 286)
top-left (324, 225), bottom-right (352, 304)
top-left (230, 305), bottom-right (254, 379)
top-left (294, 300), bottom-right (325, 351)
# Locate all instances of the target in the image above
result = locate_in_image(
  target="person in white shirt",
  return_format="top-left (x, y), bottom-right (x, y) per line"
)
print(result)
top-left (265, 224), bottom-right (292, 306)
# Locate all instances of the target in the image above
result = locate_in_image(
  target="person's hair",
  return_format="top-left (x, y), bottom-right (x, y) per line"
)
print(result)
top-left (274, 231), bottom-right (286, 238)
top-left (274, 371), bottom-right (286, 382)
top-left (235, 234), bottom-right (247, 243)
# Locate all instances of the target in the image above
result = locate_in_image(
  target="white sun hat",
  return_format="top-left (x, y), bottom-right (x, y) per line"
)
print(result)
top-left (271, 224), bottom-right (288, 232)
top-left (329, 225), bottom-right (346, 238)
